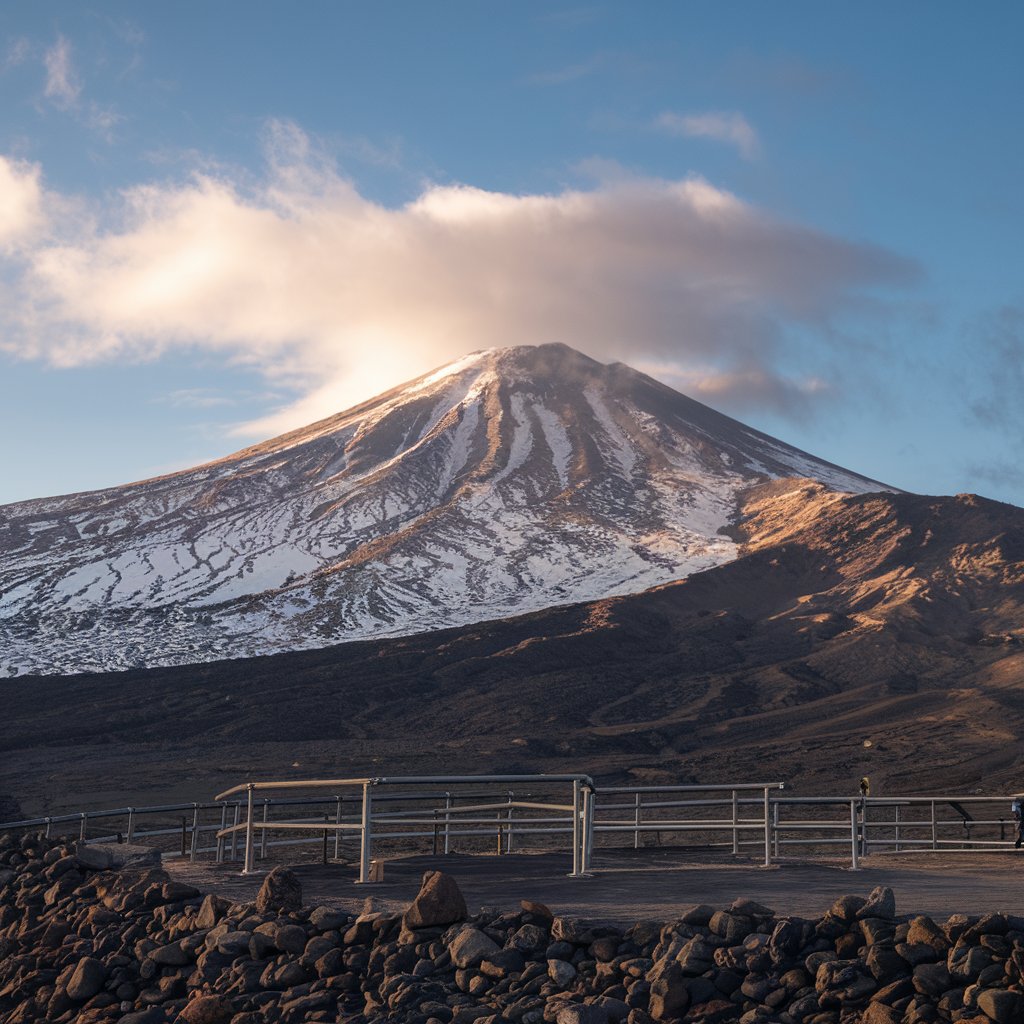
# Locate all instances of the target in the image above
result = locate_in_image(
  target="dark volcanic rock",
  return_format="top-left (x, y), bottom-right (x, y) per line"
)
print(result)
top-left (255, 865), bottom-right (302, 913)
top-left (404, 870), bottom-right (468, 929)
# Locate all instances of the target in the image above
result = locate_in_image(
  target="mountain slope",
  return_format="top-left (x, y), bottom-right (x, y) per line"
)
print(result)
top-left (3, 486), bottom-right (1022, 815)
top-left (0, 344), bottom-right (887, 675)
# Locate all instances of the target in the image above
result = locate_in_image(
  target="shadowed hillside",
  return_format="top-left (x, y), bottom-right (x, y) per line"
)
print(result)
top-left (3, 483), bottom-right (1023, 816)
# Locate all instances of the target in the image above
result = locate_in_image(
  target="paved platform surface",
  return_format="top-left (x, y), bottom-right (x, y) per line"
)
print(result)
top-left (165, 847), bottom-right (1024, 924)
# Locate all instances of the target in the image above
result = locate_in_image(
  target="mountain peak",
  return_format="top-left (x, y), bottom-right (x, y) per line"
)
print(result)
top-left (1, 344), bottom-right (890, 676)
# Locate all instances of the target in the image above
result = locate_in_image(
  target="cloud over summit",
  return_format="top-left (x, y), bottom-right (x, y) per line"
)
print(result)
top-left (0, 124), bottom-right (918, 439)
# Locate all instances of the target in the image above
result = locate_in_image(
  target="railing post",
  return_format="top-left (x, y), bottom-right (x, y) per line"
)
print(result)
top-left (189, 805), bottom-right (200, 863)
top-left (243, 785), bottom-right (255, 874)
top-left (80, 813), bottom-right (87, 843)
top-left (260, 801), bottom-right (269, 860)
top-left (931, 800), bottom-right (937, 850)
top-left (126, 808), bottom-right (135, 844)
top-left (570, 779), bottom-right (582, 877)
top-left (44, 817), bottom-right (52, 840)
top-left (773, 800), bottom-right (781, 858)
top-left (895, 804), bottom-right (901, 852)
top-left (357, 781), bottom-right (374, 884)
top-left (763, 788), bottom-right (771, 868)
top-left (505, 791), bottom-right (514, 854)
top-left (731, 790), bottom-right (739, 855)
top-left (230, 802), bottom-right (241, 862)
top-left (584, 786), bottom-right (595, 872)
top-left (444, 792), bottom-right (452, 855)
top-left (634, 792), bottom-right (642, 850)
top-left (850, 799), bottom-right (860, 869)
top-left (861, 798), bottom-right (869, 858)
top-left (334, 797), bottom-right (342, 860)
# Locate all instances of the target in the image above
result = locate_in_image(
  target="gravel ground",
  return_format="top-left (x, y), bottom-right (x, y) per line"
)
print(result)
top-left (164, 846), bottom-right (1024, 924)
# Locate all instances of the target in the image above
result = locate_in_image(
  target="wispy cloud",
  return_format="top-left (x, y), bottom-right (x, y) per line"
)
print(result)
top-left (43, 35), bottom-right (81, 109)
top-left (0, 121), bottom-right (918, 439)
top-left (527, 50), bottom-right (651, 86)
top-left (655, 110), bottom-right (760, 159)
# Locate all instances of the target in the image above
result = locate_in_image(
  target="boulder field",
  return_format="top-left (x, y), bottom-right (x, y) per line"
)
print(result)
top-left (1, 832), bottom-right (1023, 1023)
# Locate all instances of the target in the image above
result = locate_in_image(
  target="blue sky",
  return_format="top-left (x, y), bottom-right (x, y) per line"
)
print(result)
top-left (1, 2), bottom-right (1022, 505)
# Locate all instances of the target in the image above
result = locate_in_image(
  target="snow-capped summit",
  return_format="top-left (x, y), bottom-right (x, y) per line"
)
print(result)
top-left (0, 343), bottom-right (889, 675)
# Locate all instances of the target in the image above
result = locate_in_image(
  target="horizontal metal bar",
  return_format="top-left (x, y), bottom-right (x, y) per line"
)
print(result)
top-left (600, 783), bottom-right (784, 794)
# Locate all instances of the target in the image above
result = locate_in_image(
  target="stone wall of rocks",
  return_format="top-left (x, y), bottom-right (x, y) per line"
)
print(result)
top-left (1, 831), bottom-right (1023, 1024)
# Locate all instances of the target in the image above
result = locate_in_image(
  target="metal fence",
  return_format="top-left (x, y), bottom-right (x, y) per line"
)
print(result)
top-left (2, 777), bottom-right (1019, 877)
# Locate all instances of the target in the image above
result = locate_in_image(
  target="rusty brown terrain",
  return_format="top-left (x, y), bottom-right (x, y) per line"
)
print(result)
top-left (2, 481), bottom-right (1023, 817)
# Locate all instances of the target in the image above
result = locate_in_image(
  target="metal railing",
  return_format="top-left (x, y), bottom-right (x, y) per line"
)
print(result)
top-left (212, 775), bottom-right (596, 881)
top-left (3, 779), bottom-right (1020, 876)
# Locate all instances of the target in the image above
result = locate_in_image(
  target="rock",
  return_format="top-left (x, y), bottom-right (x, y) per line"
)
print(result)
top-left (552, 917), bottom-right (597, 944)
top-left (912, 961), bottom-right (952, 995)
top-left (522, 899), bottom-right (554, 921)
top-left (549, 959), bottom-right (578, 986)
top-left (215, 931), bottom-right (251, 956)
top-left (178, 995), bottom-right (233, 1024)
top-left (509, 923), bottom-right (550, 953)
top-left (273, 923), bottom-right (308, 954)
top-left (405, 870), bottom-right (468, 929)
top-left (255, 865), bottom-right (302, 913)
top-left (648, 961), bottom-right (688, 1021)
top-left (66, 957), bottom-right (107, 1001)
top-left (906, 916), bottom-right (950, 953)
top-left (150, 940), bottom-right (190, 966)
top-left (678, 904), bottom-right (714, 926)
top-left (74, 841), bottom-right (161, 870)
top-left (856, 886), bottom-right (896, 921)
top-left (828, 895), bottom-right (866, 923)
top-left (309, 905), bottom-right (348, 931)
top-left (556, 1005), bottom-right (609, 1024)
top-left (195, 893), bottom-right (231, 929)
top-left (708, 911), bottom-right (753, 944)
top-left (730, 898), bottom-right (775, 918)
top-left (449, 927), bottom-right (502, 968)
top-left (977, 988), bottom-right (1024, 1023)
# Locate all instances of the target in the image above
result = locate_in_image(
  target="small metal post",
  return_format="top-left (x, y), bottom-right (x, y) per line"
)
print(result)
top-left (189, 805), bottom-right (200, 863)
top-left (731, 790), bottom-right (739, 855)
top-left (505, 791), bottom-right (514, 854)
top-left (763, 788), bottom-right (771, 868)
top-left (126, 808), bottom-right (135, 843)
top-left (433, 809), bottom-right (440, 855)
top-left (931, 800), bottom-right (937, 850)
top-left (80, 813), bottom-right (87, 843)
top-left (772, 801), bottom-right (780, 859)
top-left (850, 800), bottom-right (860, 869)
top-left (230, 802), bottom-right (241, 862)
top-left (895, 804), bottom-right (901, 852)
top-left (570, 779), bottom-right (582, 877)
top-left (357, 781), bottom-right (374, 884)
top-left (216, 803), bottom-right (228, 862)
top-left (497, 814), bottom-right (504, 856)
top-left (334, 797), bottom-right (342, 860)
top-left (634, 793), bottom-right (642, 850)
top-left (242, 786), bottom-right (255, 874)
top-left (180, 816), bottom-right (187, 857)
top-left (443, 792), bottom-right (452, 855)
top-left (861, 798), bottom-right (869, 858)
top-left (322, 813), bottom-right (329, 865)
top-left (44, 817), bottom-right (52, 840)
top-left (260, 801), bottom-right (269, 860)
top-left (584, 787), bottom-right (595, 871)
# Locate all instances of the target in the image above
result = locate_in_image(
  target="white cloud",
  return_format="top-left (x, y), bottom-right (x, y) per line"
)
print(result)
top-left (0, 122), bottom-right (917, 439)
top-left (43, 36), bottom-right (81, 109)
top-left (656, 110), bottom-right (760, 159)
top-left (0, 157), bottom-right (45, 252)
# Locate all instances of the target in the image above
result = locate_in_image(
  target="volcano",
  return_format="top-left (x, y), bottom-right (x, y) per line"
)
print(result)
top-left (0, 343), bottom-right (889, 675)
